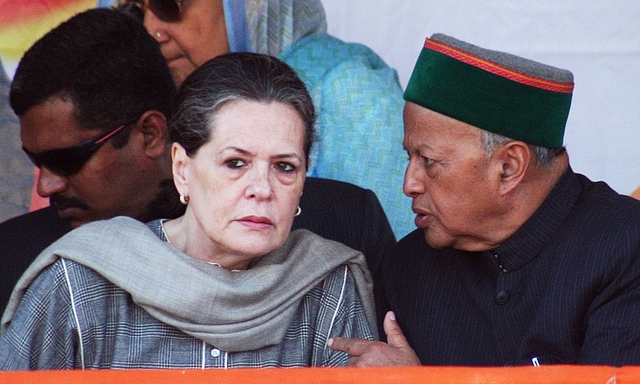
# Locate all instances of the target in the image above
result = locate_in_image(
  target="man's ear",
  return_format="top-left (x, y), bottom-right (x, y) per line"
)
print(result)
top-left (171, 142), bottom-right (190, 197)
top-left (135, 110), bottom-right (169, 158)
top-left (494, 140), bottom-right (531, 196)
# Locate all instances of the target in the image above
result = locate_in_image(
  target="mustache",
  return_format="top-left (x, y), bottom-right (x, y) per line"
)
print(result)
top-left (50, 194), bottom-right (89, 210)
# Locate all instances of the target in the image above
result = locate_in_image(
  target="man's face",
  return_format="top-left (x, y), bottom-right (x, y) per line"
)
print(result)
top-left (20, 98), bottom-right (154, 228)
top-left (402, 102), bottom-right (504, 251)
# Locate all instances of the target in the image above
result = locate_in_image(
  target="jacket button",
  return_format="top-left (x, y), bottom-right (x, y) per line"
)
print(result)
top-left (495, 290), bottom-right (510, 305)
top-left (211, 348), bottom-right (221, 357)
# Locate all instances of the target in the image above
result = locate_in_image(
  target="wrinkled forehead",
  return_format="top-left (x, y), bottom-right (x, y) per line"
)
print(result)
top-left (207, 100), bottom-right (305, 149)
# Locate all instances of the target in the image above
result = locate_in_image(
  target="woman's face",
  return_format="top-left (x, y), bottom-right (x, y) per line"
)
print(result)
top-left (173, 100), bottom-right (306, 268)
top-left (143, 0), bottom-right (230, 86)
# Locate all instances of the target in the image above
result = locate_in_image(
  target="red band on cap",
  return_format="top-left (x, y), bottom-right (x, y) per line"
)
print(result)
top-left (425, 39), bottom-right (574, 94)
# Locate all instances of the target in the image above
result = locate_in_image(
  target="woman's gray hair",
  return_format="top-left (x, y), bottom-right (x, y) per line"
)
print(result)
top-left (169, 52), bottom-right (317, 166)
top-left (480, 130), bottom-right (566, 168)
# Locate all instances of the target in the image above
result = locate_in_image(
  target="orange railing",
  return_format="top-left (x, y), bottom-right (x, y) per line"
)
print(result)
top-left (1, 365), bottom-right (639, 384)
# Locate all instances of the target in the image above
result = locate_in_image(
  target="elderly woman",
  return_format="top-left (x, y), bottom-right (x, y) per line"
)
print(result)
top-left (0, 52), bottom-right (376, 370)
top-left (115, 0), bottom-right (414, 238)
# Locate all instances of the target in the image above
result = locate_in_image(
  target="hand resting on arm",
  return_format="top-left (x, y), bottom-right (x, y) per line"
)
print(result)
top-left (327, 311), bottom-right (421, 367)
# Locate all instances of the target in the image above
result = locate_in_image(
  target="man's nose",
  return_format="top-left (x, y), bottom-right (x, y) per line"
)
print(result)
top-left (403, 161), bottom-right (425, 198)
top-left (36, 167), bottom-right (68, 198)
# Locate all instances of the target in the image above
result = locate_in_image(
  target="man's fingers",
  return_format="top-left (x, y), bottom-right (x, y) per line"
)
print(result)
top-left (327, 313), bottom-right (421, 367)
top-left (383, 311), bottom-right (411, 349)
top-left (327, 337), bottom-right (366, 356)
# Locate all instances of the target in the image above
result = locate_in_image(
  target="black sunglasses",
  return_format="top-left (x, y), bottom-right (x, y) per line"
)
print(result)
top-left (149, 0), bottom-right (183, 22)
top-left (23, 118), bottom-right (137, 177)
top-left (120, 0), bottom-right (183, 22)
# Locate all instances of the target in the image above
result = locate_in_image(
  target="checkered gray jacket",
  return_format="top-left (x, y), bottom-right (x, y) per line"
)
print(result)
top-left (0, 222), bottom-right (373, 370)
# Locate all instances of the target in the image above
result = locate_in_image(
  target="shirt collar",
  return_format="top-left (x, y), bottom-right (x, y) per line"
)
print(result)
top-left (492, 166), bottom-right (581, 271)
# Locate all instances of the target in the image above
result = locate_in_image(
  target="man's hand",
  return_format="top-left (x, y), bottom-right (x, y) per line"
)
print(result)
top-left (327, 311), bottom-right (421, 367)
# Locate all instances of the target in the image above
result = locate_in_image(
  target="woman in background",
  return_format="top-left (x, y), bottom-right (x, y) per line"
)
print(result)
top-left (117, 0), bottom-right (414, 238)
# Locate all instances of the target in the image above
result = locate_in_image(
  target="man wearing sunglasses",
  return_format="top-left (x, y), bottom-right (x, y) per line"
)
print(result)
top-left (0, 8), bottom-right (183, 312)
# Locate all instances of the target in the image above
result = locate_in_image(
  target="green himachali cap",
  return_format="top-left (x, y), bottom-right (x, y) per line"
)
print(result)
top-left (404, 33), bottom-right (574, 148)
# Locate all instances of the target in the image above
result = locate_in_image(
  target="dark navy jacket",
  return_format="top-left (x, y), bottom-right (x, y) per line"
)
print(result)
top-left (378, 168), bottom-right (640, 366)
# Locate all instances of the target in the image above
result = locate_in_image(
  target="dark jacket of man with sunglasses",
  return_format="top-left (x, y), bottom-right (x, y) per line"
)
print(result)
top-left (0, 8), bottom-right (396, 313)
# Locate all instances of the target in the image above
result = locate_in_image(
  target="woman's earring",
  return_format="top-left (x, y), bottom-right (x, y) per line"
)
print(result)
top-left (180, 194), bottom-right (189, 205)
top-left (295, 206), bottom-right (302, 217)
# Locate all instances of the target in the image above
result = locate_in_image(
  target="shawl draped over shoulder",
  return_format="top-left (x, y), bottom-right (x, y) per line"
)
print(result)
top-left (1, 216), bottom-right (377, 351)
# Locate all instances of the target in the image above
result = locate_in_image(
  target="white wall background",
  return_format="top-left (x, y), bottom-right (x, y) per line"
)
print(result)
top-left (322, 0), bottom-right (640, 194)
top-left (3, 1), bottom-right (638, 195)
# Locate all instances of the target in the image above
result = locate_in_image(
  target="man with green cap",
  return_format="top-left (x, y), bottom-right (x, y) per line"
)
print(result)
top-left (328, 33), bottom-right (640, 366)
